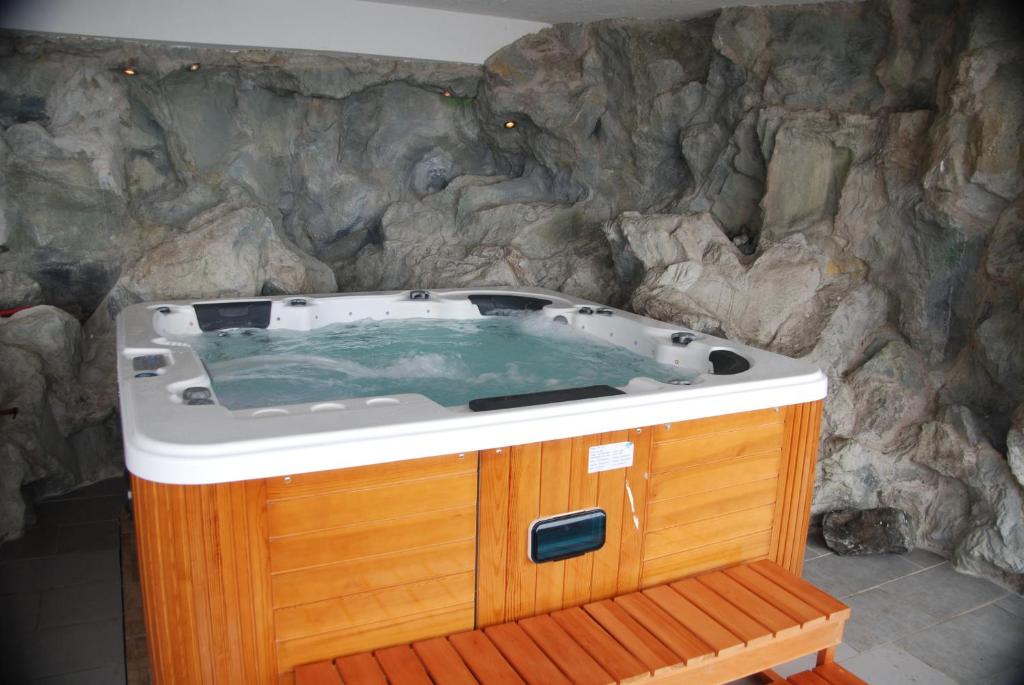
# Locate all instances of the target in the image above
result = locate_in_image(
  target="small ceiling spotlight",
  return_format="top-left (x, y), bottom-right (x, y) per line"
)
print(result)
top-left (121, 66), bottom-right (138, 76)
top-left (187, 62), bottom-right (201, 72)
top-left (503, 119), bottom-right (517, 129)
top-left (441, 88), bottom-right (453, 97)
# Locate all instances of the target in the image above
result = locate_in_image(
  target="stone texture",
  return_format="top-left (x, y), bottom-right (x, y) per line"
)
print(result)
top-left (823, 507), bottom-right (916, 556)
top-left (0, 0), bottom-right (1020, 592)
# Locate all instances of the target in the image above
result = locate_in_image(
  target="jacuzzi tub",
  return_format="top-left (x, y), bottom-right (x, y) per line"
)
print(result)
top-left (118, 288), bottom-right (827, 684)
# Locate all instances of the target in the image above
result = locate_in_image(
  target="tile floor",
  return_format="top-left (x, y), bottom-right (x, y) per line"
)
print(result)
top-left (1, 478), bottom-right (1022, 684)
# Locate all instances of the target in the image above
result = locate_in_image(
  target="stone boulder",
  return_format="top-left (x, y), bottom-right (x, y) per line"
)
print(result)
top-left (823, 507), bottom-right (916, 556)
top-left (1009, 406), bottom-right (1024, 489)
top-left (847, 340), bottom-right (934, 451)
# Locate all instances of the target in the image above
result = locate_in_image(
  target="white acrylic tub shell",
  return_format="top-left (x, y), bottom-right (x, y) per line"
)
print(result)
top-left (116, 287), bottom-right (827, 485)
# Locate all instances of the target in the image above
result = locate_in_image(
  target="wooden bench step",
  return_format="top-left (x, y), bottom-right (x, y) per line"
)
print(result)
top-left (761, 662), bottom-right (868, 684)
top-left (295, 560), bottom-right (853, 685)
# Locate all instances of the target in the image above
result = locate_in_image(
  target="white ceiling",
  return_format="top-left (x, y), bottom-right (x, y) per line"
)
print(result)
top-left (357, 0), bottom-right (846, 24)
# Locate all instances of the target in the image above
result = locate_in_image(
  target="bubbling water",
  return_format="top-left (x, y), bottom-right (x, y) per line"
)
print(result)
top-left (180, 315), bottom-right (697, 410)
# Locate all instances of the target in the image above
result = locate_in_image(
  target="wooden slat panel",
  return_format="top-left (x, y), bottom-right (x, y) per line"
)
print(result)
top-left (518, 614), bottom-right (615, 685)
top-left (374, 645), bottom-right (433, 685)
top-left (132, 476), bottom-right (277, 685)
top-left (651, 421), bottom-right (784, 472)
top-left (644, 504), bottom-right (775, 560)
top-left (613, 593), bottom-right (711, 666)
top-left (294, 661), bottom-right (341, 685)
top-left (485, 622), bottom-right (573, 685)
top-left (534, 438), bottom-right (573, 614)
top-left (642, 585), bottom-right (744, 656)
top-left (272, 539), bottom-right (475, 608)
top-left (268, 472), bottom-right (476, 537)
top-left (769, 402), bottom-right (823, 574)
top-left (670, 578), bottom-right (773, 646)
top-left (641, 531), bottom-right (771, 587)
top-left (266, 453), bottom-right (476, 500)
top-left (506, 443), bottom-right (542, 620)
top-left (695, 571), bottom-right (801, 637)
top-left (276, 604), bottom-right (473, 674)
top-left (654, 409), bottom-right (782, 442)
top-left (649, 452), bottom-right (782, 501)
top-left (334, 653), bottom-right (387, 685)
top-left (448, 630), bottom-right (526, 685)
top-left (411, 637), bottom-right (478, 685)
top-left (550, 607), bottom-right (649, 683)
top-left (582, 599), bottom-right (679, 675)
top-left (275, 572), bottom-right (474, 640)
top-left (647, 478), bottom-right (778, 532)
top-left (617, 426), bottom-right (653, 595)
top-left (270, 506), bottom-right (476, 573)
top-left (562, 434), bottom-right (602, 607)
top-left (591, 430), bottom-right (629, 601)
top-left (722, 565), bottom-right (826, 627)
top-left (477, 448), bottom-right (511, 627)
top-left (749, 560), bottom-right (849, 620)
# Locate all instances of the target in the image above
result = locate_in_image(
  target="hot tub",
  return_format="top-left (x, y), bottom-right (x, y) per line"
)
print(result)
top-left (118, 288), bottom-right (826, 684)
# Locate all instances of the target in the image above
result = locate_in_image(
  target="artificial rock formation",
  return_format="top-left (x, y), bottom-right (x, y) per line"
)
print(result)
top-left (0, 0), bottom-right (1021, 591)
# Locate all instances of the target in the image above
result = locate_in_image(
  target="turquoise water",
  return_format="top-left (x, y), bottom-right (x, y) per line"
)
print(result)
top-left (183, 315), bottom-right (696, 410)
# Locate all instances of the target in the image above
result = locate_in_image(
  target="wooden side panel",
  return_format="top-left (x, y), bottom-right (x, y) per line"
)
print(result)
top-left (132, 475), bottom-right (276, 685)
top-left (769, 401), bottom-right (824, 574)
top-left (477, 430), bottom-right (653, 625)
top-left (639, 408), bottom-right (788, 588)
top-left (268, 452), bottom-right (478, 676)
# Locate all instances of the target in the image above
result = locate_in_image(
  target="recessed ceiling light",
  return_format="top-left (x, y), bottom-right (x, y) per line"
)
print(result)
top-left (503, 120), bottom-right (517, 129)
top-left (122, 66), bottom-right (138, 76)
top-left (187, 63), bottom-right (201, 72)
top-left (441, 88), bottom-right (453, 97)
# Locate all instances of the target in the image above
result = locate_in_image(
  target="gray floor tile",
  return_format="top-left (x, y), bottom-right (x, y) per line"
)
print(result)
top-left (904, 548), bottom-right (945, 569)
top-left (802, 551), bottom-right (921, 598)
top-left (806, 528), bottom-right (831, 560)
top-left (56, 521), bottom-right (120, 554)
top-left (841, 587), bottom-right (939, 652)
top-left (996, 593), bottom-right (1024, 619)
top-left (0, 618), bottom-right (123, 681)
top-left (986, 668), bottom-right (1024, 685)
top-left (842, 643), bottom-right (959, 684)
top-left (899, 604), bottom-right (1024, 683)
top-left (39, 579), bottom-right (122, 628)
top-left (773, 642), bottom-right (859, 677)
top-left (0, 549), bottom-right (119, 593)
top-left (28, 662), bottom-right (125, 685)
top-left (879, 562), bottom-right (1007, 621)
top-left (0, 526), bottom-right (59, 562)
top-left (0, 592), bottom-right (42, 634)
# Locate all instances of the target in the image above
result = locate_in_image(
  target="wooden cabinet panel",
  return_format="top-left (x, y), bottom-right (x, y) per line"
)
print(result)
top-left (643, 504), bottom-right (776, 560)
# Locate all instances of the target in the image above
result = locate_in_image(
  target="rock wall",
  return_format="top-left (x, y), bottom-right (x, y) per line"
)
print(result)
top-left (0, 0), bottom-right (1021, 589)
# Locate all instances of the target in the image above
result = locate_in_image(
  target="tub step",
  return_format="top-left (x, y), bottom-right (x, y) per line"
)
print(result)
top-left (294, 559), bottom-right (858, 685)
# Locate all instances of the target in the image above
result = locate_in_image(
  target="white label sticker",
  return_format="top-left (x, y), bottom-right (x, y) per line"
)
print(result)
top-left (588, 441), bottom-right (635, 474)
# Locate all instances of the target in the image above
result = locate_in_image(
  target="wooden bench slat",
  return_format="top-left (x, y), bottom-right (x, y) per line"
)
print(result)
top-left (812, 663), bottom-right (869, 685)
top-left (550, 607), bottom-right (650, 683)
top-left (696, 570), bottom-right (802, 637)
top-left (613, 593), bottom-right (713, 666)
top-left (641, 585), bottom-right (744, 657)
top-left (750, 561), bottom-right (849, 620)
top-left (485, 622), bottom-right (574, 685)
top-left (448, 630), bottom-right (526, 685)
top-left (373, 645), bottom-right (433, 685)
top-left (671, 577), bottom-right (774, 647)
top-left (582, 599), bottom-right (680, 675)
top-left (334, 653), bottom-right (387, 685)
top-left (789, 671), bottom-right (833, 685)
top-left (411, 637), bottom-right (478, 685)
top-left (519, 614), bottom-right (615, 685)
top-left (723, 564), bottom-right (826, 627)
top-left (294, 661), bottom-right (342, 685)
